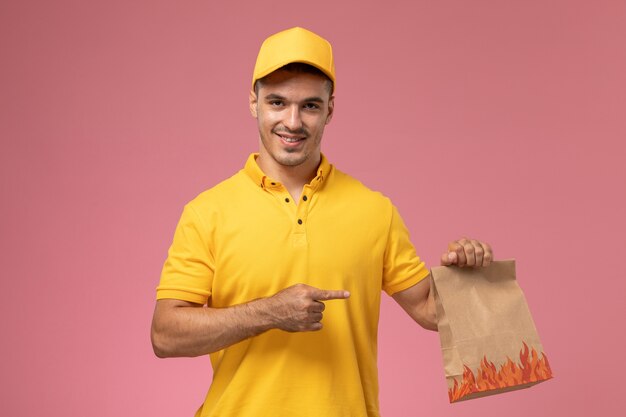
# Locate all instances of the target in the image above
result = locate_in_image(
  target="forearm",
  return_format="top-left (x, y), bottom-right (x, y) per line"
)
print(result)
top-left (419, 292), bottom-right (438, 331)
top-left (151, 283), bottom-right (349, 357)
top-left (151, 297), bottom-right (276, 358)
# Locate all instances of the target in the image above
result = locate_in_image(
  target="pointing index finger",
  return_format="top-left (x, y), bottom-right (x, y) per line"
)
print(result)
top-left (312, 289), bottom-right (351, 301)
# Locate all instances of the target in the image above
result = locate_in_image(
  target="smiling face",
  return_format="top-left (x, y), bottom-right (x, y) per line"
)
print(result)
top-left (249, 68), bottom-right (334, 175)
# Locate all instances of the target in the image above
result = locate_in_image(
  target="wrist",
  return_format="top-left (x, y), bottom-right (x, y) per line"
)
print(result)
top-left (246, 297), bottom-right (278, 332)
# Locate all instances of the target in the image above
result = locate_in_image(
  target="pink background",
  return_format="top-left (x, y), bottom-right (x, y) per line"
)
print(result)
top-left (1, 0), bottom-right (625, 416)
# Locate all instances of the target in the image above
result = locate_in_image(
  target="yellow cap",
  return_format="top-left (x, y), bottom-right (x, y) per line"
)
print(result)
top-left (252, 27), bottom-right (335, 90)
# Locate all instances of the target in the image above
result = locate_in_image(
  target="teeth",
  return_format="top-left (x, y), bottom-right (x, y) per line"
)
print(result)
top-left (281, 136), bottom-right (302, 143)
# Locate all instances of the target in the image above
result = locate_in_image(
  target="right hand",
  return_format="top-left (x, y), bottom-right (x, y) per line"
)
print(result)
top-left (268, 283), bottom-right (350, 332)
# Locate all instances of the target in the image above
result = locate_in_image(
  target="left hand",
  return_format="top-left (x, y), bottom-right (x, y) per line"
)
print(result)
top-left (440, 238), bottom-right (493, 267)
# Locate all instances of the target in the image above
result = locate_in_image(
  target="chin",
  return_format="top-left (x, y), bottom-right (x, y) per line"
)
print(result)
top-left (274, 152), bottom-right (307, 167)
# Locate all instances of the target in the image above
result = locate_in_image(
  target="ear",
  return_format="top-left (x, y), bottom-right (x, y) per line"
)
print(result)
top-left (325, 95), bottom-right (334, 125)
top-left (249, 90), bottom-right (258, 118)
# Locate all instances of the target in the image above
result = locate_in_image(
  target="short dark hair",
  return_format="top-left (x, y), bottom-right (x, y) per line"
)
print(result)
top-left (254, 63), bottom-right (333, 95)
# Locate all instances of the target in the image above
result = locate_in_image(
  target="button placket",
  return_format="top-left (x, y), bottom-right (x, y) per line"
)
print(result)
top-left (290, 187), bottom-right (308, 247)
top-left (295, 190), bottom-right (310, 228)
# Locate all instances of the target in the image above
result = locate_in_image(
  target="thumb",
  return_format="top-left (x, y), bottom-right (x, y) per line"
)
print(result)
top-left (440, 251), bottom-right (457, 266)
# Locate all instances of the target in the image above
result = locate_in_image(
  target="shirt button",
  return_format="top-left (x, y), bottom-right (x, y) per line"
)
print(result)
top-left (297, 219), bottom-right (303, 225)
top-left (285, 198), bottom-right (290, 203)
top-left (302, 195), bottom-right (308, 201)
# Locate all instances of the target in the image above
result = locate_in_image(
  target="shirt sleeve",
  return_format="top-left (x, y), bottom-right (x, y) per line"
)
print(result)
top-left (381, 204), bottom-right (430, 296)
top-left (156, 203), bottom-right (215, 304)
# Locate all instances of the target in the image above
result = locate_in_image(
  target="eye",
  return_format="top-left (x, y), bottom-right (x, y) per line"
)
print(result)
top-left (303, 102), bottom-right (320, 110)
top-left (269, 100), bottom-right (284, 106)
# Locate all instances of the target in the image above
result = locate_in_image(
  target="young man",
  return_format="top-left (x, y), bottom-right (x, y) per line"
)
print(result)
top-left (151, 27), bottom-right (493, 417)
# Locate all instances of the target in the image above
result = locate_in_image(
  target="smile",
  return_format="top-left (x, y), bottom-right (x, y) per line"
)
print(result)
top-left (276, 133), bottom-right (306, 144)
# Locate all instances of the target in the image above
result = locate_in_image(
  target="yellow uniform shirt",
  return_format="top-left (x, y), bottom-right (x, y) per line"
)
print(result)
top-left (157, 154), bottom-right (429, 417)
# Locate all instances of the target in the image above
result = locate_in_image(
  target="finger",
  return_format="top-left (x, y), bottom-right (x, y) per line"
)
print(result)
top-left (470, 239), bottom-right (484, 267)
top-left (481, 242), bottom-right (493, 266)
top-left (308, 301), bottom-right (326, 313)
top-left (297, 321), bottom-right (323, 332)
top-left (465, 239), bottom-right (486, 267)
top-left (308, 312), bottom-right (323, 323)
top-left (312, 289), bottom-right (350, 301)
top-left (308, 322), bottom-right (323, 331)
top-left (464, 241), bottom-right (478, 266)
top-left (448, 241), bottom-right (466, 266)
top-left (457, 237), bottom-right (471, 246)
top-left (440, 251), bottom-right (454, 265)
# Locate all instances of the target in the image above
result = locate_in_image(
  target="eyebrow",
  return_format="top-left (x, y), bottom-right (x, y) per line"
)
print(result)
top-left (263, 93), bottom-right (325, 104)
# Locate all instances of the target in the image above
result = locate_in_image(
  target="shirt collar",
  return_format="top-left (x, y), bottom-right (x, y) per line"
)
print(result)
top-left (243, 153), bottom-right (332, 190)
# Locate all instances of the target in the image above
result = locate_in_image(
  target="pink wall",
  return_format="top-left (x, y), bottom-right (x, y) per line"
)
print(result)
top-left (2, 0), bottom-right (624, 415)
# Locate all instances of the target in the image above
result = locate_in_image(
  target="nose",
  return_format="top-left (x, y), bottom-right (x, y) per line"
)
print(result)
top-left (283, 104), bottom-right (303, 131)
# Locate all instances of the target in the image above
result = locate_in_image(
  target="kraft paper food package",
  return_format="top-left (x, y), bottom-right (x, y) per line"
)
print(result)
top-left (431, 259), bottom-right (553, 403)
